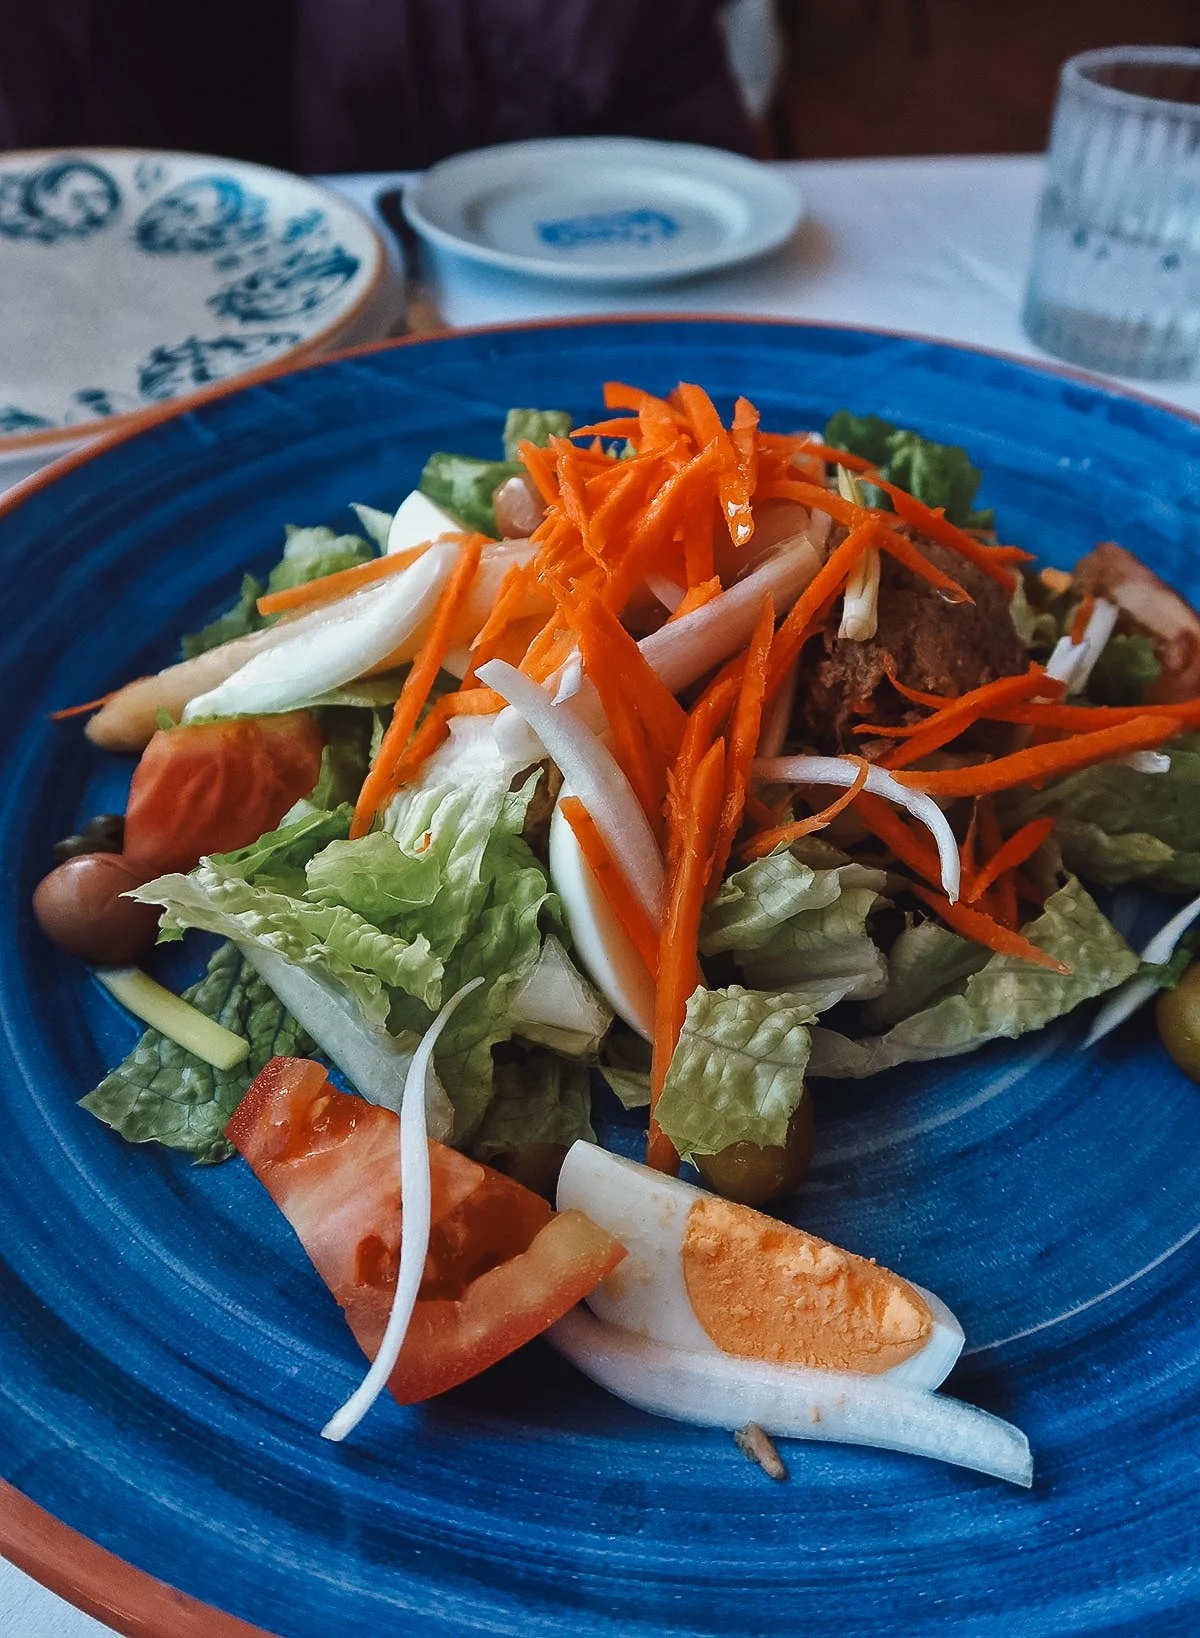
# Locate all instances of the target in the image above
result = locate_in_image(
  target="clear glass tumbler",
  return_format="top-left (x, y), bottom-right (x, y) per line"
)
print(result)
top-left (1022, 46), bottom-right (1200, 380)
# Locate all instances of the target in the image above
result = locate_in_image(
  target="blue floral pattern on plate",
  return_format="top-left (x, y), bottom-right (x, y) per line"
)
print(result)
top-left (0, 151), bottom-right (380, 442)
top-left (134, 176), bottom-right (268, 254)
top-left (208, 244), bottom-right (361, 322)
top-left (536, 208), bottom-right (681, 249)
top-left (0, 159), bottom-right (121, 243)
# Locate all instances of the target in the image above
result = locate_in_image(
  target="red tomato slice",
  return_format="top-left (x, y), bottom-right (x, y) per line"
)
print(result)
top-left (123, 712), bottom-right (324, 874)
top-left (226, 1057), bottom-right (625, 1405)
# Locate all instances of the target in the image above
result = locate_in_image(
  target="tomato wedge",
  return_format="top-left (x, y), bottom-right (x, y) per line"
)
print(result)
top-left (226, 1058), bottom-right (625, 1405)
top-left (123, 712), bottom-right (324, 874)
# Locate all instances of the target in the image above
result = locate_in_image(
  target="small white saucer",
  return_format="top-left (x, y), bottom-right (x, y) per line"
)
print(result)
top-left (0, 148), bottom-right (388, 474)
top-left (404, 138), bottom-right (803, 286)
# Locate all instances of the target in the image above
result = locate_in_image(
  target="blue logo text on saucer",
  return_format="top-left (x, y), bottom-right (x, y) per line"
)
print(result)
top-left (536, 209), bottom-right (681, 250)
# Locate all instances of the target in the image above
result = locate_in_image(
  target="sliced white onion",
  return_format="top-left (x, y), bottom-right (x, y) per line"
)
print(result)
top-left (184, 542), bottom-right (460, 721)
top-left (321, 975), bottom-right (484, 1442)
top-left (385, 490), bottom-right (461, 556)
top-left (1118, 751), bottom-right (1171, 774)
top-left (1045, 598), bottom-right (1119, 695)
top-left (838, 546), bottom-right (881, 642)
top-left (757, 659), bottom-right (798, 759)
top-left (476, 659), bottom-right (666, 920)
top-left (753, 754), bottom-right (961, 904)
top-left (646, 574), bottom-right (685, 612)
top-left (639, 542), bottom-right (822, 696)
top-left (1084, 889), bottom-right (1200, 1048)
top-left (548, 1308), bottom-right (1032, 1488)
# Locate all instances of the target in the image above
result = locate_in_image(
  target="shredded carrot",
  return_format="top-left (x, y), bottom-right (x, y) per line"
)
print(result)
top-left (874, 526), bottom-right (974, 604)
top-left (517, 440), bottom-right (561, 507)
top-left (676, 383), bottom-right (752, 547)
top-left (974, 797), bottom-right (1016, 928)
top-left (892, 714), bottom-right (1181, 798)
top-left (910, 883), bottom-right (1071, 973)
top-left (572, 590), bottom-right (686, 763)
top-left (603, 444), bottom-right (717, 612)
top-left (966, 816), bottom-right (1056, 905)
top-left (571, 416), bottom-right (642, 439)
top-left (730, 396), bottom-right (760, 500)
top-left (683, 485), bottom-right (715, 587)
top-left (255, 542), bottom-right (439, 617)
top-left (350, 538), bottom-right (485, 837)
top-left (797, 442), bottom-right (877, 472)
top-left (740, 756), bottom-right (869, 860)
top-left (853, 791), bottom-right (945, 888)
top-left (649, 734), bottom-right (727, 1173)
top-left (709, 597), bottom-right (775, 891)
top-left (377, 686), bottom-right (505, 789)
top-left (559, 797), bottom-right (660, 976)
top-left (870, 478), bottom-right (1034, 588)
top-left (987, 698), bottom-right (1200, 731)
top-left (1070, 593), bottom-right (1096, 645)
top-left (752, 477), bottom-right (877, 532)
top-left (875, 669), bottom-right (1060, 769)
top-left (668, 576), bottom-right (723, 622)
top-left (764, 520), bottom-right (880, 698)
top-left (48, 690), bottom-right (119, 721)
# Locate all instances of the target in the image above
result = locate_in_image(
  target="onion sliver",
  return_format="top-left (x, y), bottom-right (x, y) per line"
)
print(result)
top-left (1045, 598), bottom-right (1119, 695)
top-left (476, 659), bottom-right (666, 921)
top-left (639, 543), bottom-right (822, 695)
top-left (321, 975), bottom-right (484, 1442)
top-left (548, 1308), bottom-right (1032, 1487)
top-left (184, 542), bottom-right (460, 721)
top-left (1085, 888), bottom-right (1200, 1048)
top-left (753, 754), bottom-right (961, 904)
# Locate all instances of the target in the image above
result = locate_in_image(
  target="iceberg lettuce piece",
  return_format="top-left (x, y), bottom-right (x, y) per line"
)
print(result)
top-left (807, 877), bottom-right (1137, 1078)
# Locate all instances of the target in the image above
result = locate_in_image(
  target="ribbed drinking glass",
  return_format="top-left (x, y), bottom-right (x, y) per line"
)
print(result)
top-left (1022, 46), bottom-right (1200, 380)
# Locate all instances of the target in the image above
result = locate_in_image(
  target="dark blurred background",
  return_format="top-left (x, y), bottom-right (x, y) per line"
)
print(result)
top-left (1, 0), bottom-right (1198, 172)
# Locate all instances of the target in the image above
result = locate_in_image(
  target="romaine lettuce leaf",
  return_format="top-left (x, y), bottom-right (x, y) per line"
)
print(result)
top-left (419, 453), bottom-right (520, 536)
top-left (503, 408), bottom-right (573, 460)
top-left (80, 942), bottom-right (312, 1163)
top-left (653, 985), bottom-right (813, 1162)
top-left (702, 852), bottom-right (889, 1013)
top-left (1002, 735), bottom-right (1200, 893)
top-left (471, 1049), bottom-right (595, 1167)
top-left (823, 411), bottom-right (992, 529)
top-left (807, 877), bottom-right (1137, 1078)
top-left (862, 920), bottom-right (990, 1031)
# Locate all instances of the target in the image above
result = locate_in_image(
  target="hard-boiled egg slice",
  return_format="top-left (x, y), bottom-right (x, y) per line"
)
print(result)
top-left (385, 490), bottom-right (462, 556)
top-left (557, 1142), bottom-right (964, 1392)
top-left (548, 798), bottom-right (656, 1041)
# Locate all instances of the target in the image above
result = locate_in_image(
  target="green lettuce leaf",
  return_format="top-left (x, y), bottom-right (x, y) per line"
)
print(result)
top-left (807, 877), bottom-right (1137, 1078)
top-left (653, 985), bottom-right (813, 1162)
top-left (502, 408), bottom-right (573, 460)
top-left (350, 503), bottom-right (394, 550)
top-left (702, 852), bottom-right (889, 1013)
top-left (823, 411), bottom-right (992, 528)
top-left (1002, 735), bottom-right (1200, 893)
top-left (80, 942), bottom-right (312, 1163)
top-left (1085, 633), bottom-right (1162, 706)
top-left (181, 573), bottom-right (265, 659)
top-left (470, 1049), bottom-right (594, 1167)
top-left (862, 920), bottom-right (990, 1031)
top-left (419, 453), bottom-right (519, 536)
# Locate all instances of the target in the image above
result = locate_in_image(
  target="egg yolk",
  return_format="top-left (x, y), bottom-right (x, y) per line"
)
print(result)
top-left (681, 1196), bottom-right (933, 1373)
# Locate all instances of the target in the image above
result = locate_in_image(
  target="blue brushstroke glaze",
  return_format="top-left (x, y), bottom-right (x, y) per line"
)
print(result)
top-left (208, 244), bottom-right (360, 322)
top-left (134, 175), bottom-right (268, 254)
top-left (0, 158), bottom-right (120, 243)
top-left (0, 404), bottom-right (52, 433)
top-left (3, 323), bottom-right (1200, 1636)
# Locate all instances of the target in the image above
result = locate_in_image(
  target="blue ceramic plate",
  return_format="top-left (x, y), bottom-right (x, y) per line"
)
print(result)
top-left (3, 320), bottom-right (1200, 1638)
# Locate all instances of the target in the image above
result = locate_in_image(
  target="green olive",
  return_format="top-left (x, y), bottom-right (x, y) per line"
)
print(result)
top-left (1156, 961), bottom-right (1200, 1083)
top-left (695, 1096), bottom-right (815, 1207)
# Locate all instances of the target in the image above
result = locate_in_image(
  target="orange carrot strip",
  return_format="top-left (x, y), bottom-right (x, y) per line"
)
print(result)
top-left (730, 396), bottom-right (760, 499)
top-left (676, 384), bottom-right (752, 547)
top-left (871, 478), bottom-right (1034, 587)
top-left (571, 416), bottom-right (642, 439)
top-left (588, 458), bottom-right (660, 561)
top-left (668, 576), bottom-right (722, 622)
top-left (875, 527), bottom-right (973, 603)
top-left (910, 884), bottom-right (1071, 973)
top-left (604, 381), bottom-right (687, 423)
top-left (878, 669), bottom-right (1060, 769)
top-left (603, 444), bottom-right (717, 613)
top-left (649, 734), bottom-right (727, 1173)
top-left (966, 816), bottom-right (1057, 905)
top-left (683, 486), bottom-right (715, 586)
top-left (740, 756), bottom-right (869, 860)
top-left (518, 441), bottom-right (561, 506)
top-left (709, 596), bottom-right (775, 891)
top-left (573, 590), bottom-right (686, 761)
top-left (892, 715), bottom-right (1181, 799)
top-left (1070, 594), bottom-right (1096, 645)
top-left (764, 520), bottom-right (879, 698)
top-left (795, 442), bottom-right (877, 472)
top-left (379, 685), bottom-right (506, 789)
top-left (350, 538), bottom-right (485, 836)
top-left (49, 690), bottom-right (120, 721)
top-left (752, 477), bottom-right (877, 531)
top-left (974, 797), bottom-right (1016, 929)
top-left (989, 698), bottom-right (1200, 731)
top-left (560, 797), bottom-right (660, 976)
top-left (467, 560), bottom-right (539, 663)
top-left (255, 542), bottom-right (438, 617)
top-left (853, 791), bottom-right (945, 887)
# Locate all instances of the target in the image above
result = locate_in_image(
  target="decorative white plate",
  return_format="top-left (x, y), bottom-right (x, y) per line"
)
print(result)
top-left (404, 137), bottom-right (804, 286)
top-left (0, 148), bottom-right (388, 476)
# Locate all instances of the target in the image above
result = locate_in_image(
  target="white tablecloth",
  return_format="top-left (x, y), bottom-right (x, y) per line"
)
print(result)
top-left (5, 149), bottom-right (1197, 1638)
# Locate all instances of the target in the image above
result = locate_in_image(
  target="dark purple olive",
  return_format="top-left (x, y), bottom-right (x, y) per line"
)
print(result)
top-left (33, 853), bottom-right (161, 965)
top-left (53, 812), bottom-right (125, 864)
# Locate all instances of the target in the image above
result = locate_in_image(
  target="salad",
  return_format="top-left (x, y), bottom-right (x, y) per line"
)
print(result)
top-left (33, 380), bottom-right (1200, 1488)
